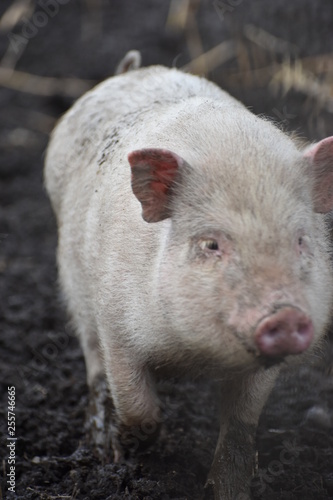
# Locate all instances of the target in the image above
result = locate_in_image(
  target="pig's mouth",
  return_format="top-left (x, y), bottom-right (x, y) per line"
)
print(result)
top-left (257, 354), bottom-right (286, 369)
top-left (239, 342), bottom-right (299, 371)
top-left (233, 339), bottom-right (287, 369)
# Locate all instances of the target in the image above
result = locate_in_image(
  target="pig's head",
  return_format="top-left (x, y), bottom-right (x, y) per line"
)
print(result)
top-left (128, 120), bottom-right (333, 372)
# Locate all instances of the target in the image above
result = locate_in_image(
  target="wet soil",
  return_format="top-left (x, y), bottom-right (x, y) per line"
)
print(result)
top-left (1, 1), bottom-right (333, 499)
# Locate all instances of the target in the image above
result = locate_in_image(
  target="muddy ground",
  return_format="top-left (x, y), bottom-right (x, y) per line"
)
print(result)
top-left (1, 1), bottom-right (333, 499)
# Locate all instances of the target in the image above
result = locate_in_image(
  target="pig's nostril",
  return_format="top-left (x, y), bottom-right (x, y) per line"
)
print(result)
top-left (255, 307), bottom-right (314, 358)
top-left (267, 326), bottom-right (280, 338)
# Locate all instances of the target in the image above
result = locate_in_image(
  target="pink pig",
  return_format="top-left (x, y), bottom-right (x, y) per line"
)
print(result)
top-left (44, 51), bottom-right (333, 499)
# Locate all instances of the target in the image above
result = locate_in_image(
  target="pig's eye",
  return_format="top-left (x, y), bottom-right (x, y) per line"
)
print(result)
top-left (297, 233), bottom-right (311, 256)
top-left (298, 236), bottom-right (304, 255)
top-left (199, 239), bottom-right (219, 251)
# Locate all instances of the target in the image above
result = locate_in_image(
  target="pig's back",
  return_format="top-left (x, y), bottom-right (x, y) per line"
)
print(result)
top-left (44, 66), bottom-right (239, 214)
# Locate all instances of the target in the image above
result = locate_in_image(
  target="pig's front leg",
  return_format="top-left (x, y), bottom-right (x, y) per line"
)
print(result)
top-left (207, 368), bottom-right (279, 500)
top-left (86, 345), bottom-right (161, 462)
top-left (75, 325), bottom-right (117, 462)
top-left (98, 335), bottom-right (162, 459)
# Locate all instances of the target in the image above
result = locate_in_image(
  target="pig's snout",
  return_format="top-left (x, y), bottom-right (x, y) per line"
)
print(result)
top-left (255, 307), bottom-right (313, 358)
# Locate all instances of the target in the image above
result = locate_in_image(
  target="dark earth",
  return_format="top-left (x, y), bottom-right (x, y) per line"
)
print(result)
top-left (1, 1), bottom-right (333, 499)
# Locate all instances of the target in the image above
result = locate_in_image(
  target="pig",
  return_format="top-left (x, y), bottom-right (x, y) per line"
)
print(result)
top-left (44, 51), bottom-right (333, 499)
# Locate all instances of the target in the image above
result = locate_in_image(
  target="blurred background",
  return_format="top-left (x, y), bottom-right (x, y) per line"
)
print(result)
top-left (1, 1), bottom-right (333, 499)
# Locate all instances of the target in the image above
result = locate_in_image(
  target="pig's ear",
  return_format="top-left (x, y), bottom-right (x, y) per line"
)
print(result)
top-left (128, 148), bottom-right (186, 222)
top-left (304, 137), bottom-right (333, 213)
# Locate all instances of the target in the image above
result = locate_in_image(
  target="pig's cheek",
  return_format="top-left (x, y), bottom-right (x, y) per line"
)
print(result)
top-left (157, 253), bottom-right (231, 334)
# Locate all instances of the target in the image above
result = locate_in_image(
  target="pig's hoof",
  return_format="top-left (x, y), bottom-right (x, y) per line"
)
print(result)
top-left (203, 477), bottom-right (215, 499)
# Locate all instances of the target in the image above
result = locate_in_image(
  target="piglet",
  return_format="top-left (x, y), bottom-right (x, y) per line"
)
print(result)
top-left (44, 51), bottom-right (333, 499)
